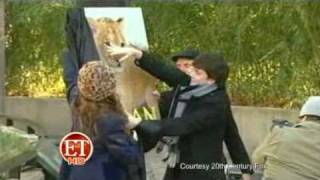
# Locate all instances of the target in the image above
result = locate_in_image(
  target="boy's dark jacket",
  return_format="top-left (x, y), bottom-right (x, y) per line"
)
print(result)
top-left (135, 53), bottom-right (253, 180)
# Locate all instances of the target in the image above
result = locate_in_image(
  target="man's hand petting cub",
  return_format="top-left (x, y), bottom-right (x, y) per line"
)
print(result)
top-left (106, 45), bottom-right (143, 63)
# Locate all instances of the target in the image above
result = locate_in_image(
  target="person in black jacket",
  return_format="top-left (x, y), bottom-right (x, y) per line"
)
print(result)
top-left (107, 46), bottom-right (204, 155)
top-left (125, 53), bottom-right (253, 180)
top-left (62, 4), bottom-right (145, 180)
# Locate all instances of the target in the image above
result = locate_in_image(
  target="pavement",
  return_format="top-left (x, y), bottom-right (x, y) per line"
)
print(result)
top-left (9, 149), bottom-right (262, 180)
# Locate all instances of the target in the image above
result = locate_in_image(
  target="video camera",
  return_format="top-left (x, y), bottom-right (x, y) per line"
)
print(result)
top-left (270, 119), bottom-right (294, 130)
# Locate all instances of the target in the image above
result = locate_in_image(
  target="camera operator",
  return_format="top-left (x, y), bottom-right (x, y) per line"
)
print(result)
top-left (252, 96), bottom-right (320, 180)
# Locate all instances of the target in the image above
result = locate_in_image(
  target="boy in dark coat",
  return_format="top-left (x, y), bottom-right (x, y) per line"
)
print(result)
top-left (126, 53), bottom-right (253, 180)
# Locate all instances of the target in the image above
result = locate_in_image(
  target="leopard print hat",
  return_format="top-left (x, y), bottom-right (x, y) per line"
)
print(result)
top-left (78, 61), bottom-right (116, 101)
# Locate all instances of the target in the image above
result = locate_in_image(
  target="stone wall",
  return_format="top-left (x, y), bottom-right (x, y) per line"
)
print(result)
top-left (1, 97), bottom-right (299, 153)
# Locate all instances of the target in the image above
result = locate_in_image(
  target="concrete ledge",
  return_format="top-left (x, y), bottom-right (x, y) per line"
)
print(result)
top-left (231, 106), bottom-right (298, 155)
top-left (2, 97), bottom-right (71, 138)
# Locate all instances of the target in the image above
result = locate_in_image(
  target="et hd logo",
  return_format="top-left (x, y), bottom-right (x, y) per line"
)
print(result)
top-left (59, 132), bottom-right (93, 165)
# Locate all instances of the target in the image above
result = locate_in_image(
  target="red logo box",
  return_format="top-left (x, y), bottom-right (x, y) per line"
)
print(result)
top-left (59, 132), bottom-right (93, 165)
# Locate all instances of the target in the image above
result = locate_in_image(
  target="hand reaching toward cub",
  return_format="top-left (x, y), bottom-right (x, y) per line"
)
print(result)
top-left (125, 111), bottom-right (142, 129)
top-left (106, 45), bottom-right (143, 63)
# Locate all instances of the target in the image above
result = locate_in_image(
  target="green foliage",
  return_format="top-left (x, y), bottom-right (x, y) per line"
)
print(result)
top-left (133, 1), bottom-right (320, 108)
top-left (5, 1), bottom-right (320, 108)
top-left (5, 0), bottom-right (75, 97)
